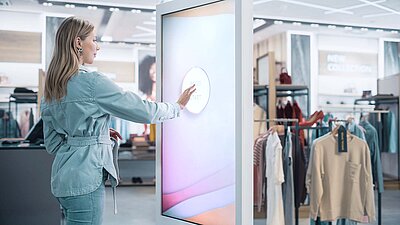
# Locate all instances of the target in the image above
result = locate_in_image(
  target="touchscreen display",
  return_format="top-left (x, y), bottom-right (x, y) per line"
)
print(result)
top-left (161, 1), bottom-right (235, 224)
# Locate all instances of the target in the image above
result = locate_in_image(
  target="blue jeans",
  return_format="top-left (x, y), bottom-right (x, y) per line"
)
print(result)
top-left (58, 172), bottom-right (107, 225)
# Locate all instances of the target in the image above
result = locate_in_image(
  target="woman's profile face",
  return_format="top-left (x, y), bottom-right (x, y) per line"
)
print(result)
top-left (81, 30), bottom-right (100, 64)
top-left (149, 62), bottom-right (156, 82)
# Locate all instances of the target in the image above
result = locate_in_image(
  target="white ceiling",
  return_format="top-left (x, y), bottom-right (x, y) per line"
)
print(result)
top-left (1, 0), bottom-right (400, 44)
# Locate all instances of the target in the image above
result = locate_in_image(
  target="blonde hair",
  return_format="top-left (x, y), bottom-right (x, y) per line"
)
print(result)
top-left (44, 16), bottom-right (94, 102)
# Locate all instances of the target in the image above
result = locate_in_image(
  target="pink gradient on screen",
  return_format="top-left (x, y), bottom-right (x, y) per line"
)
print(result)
top-left (161, 1), bottom-right (236, 224)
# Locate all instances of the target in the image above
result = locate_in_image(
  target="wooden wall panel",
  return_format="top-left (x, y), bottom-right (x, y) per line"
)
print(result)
top-left (90, 61), bottom-right (135, 83)
top-left (0, 30), bottom-right (42, 63)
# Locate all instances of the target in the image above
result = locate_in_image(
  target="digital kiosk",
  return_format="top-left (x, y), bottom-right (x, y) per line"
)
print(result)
top-left (156, 0), bottom-right (253, 224)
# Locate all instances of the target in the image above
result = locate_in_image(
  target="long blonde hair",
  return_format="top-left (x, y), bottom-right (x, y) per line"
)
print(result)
top-left (44, 17), bottom-right (94, 102)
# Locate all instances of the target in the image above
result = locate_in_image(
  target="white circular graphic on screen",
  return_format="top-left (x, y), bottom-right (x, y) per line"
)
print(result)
top-left (181, 67), bottom-right (210, 114)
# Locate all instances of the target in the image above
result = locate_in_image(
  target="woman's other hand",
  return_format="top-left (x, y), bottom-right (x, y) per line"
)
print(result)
top-left (177, 84), bottom-right (196, 110)
top-left (109, 128), bottom-right (122, 140)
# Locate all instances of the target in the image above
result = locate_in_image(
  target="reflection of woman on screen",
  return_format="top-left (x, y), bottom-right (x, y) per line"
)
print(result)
top-left (139, 55), bottom-right (156, 101)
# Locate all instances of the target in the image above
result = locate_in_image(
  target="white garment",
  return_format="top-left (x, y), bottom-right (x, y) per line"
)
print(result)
top-left (265, 132), bottom-right (285, 225)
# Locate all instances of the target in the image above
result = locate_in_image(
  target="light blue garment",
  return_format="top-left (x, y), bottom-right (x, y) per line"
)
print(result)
top-left (282, 131), bottom-right (294, 225)
top-left (387, 111), bottom-right (397, 153)
top-left (347, 121), bottom-right (365, 140)
top-left (58, 170), bottom-right (107, 225)
top-left (360, 120), bottom-right (384, 193)
top-left (41, 66), bottom-right (180, 197)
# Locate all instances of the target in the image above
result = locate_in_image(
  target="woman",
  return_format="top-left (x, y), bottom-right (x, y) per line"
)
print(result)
top-left (139, 55), bottom-right (156, 101)
top-left (41, 16), bottom-right (195, 225)
top-left (138, 55), bottom-right (156, 135)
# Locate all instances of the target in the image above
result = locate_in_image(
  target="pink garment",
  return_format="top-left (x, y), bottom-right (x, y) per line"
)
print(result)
top-left (253, 133), bottom-right (269, 212)
top-left (19, 110), bottom-right (30, 137)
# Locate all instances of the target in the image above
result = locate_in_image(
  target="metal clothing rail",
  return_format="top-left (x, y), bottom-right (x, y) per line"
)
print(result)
top-left (354, 95), bottom-right (400, 187)
top-left (367, 110), bottom-right (389, 225)
top-left (255, 118), bottom-right (332, 225)
top-left (254, 118), bottom-right (300, 225)
top-left (328, 112), bottom-right (389, 225)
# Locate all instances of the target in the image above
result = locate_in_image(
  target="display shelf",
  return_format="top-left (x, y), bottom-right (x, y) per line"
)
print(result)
top-left (319, 92), bottom-right (362, 97)
top-left (0, 84), bottom-right (38, 89)
top-left (319, 104), bottom-right (375, 110)
top-left (354, 95), bottom-right (399, 105)
top-left (254, 84), bottom-right (308, 94)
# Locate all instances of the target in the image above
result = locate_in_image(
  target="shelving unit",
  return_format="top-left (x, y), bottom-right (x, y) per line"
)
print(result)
top-left (114, 144), bottom-right (156, 186)
top-left (354, 95), bottom-right (400, 182)
top-left (6, 93), bottom-right (37, 138)
top-left (253, 84), bottom-right (310, 225)
top-left (254, 84), bottom-right (310, 123)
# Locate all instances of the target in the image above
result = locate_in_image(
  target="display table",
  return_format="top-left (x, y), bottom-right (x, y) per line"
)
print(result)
top-left (0, 145), bottom-right (60, 225)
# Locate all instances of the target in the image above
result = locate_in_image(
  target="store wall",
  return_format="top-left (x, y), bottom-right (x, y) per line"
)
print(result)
top-left (0, 11), bottom-right (43, 87)
top-left (253, 32), bottom-right (287, 72)
top-left (0, 10), bottom-right (154, 138)
top-left (316, 35), bottom-right (379, 111)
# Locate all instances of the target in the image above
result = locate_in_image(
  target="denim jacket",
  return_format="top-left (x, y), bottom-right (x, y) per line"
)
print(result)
top-left (41, 66), bottom-right (180, 197)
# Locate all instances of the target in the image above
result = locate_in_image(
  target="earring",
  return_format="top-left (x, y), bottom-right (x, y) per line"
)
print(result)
top-left (78, 48), bottom-right (83, 54)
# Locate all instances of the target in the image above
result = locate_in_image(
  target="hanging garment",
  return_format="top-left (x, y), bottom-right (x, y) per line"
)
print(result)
top-left (19, 110), bottom-right (30, 137)
top-left (284, 101), bottom-right (293, 121)
top-left (0, 112), bottom-right (21, 138)
top-left (293, 133), bottom-right (307, 208)
top-left (359, 120), bottom-right (384, 193)
top-left (265, 132), bottom-right (285, 225)
top-left (282, 130), bottom-right (295, 225)
top-left (276, 101), bottom-right (285, 119)
top-left (292, 101), bottom-right (305, 149)
top-left (254, 133), bottom-right (269, 212)
top-left (306, 133), bottom-right (375, 222)
top-left (347, 120), bottom-right (366, 140)
top-left (369, 111), bottom-right (398, 153)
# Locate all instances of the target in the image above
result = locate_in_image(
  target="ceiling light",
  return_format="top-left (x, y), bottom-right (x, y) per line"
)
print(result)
top-left (153, 11), bottom-right (156, 15)
top-left (391, 30), bottom-right (399, 34)
top-left (293, 22), bottom-right (301, 26)
top-left (376, 29), bottom-right (383, 32)
top-left (131, 9), bottom-right (142, 13)
top-left (43, 2), bottom-right (53, 6)
top-left (328, 25), bottom-right (336, 29)
top-left (274, 20), bottom-right (283, 25)
top-left (149, 44), bottom-right (156, 48)
top-left (310, 23), bottom-right (319, 27)
top-left (88, 6), bottom-right (97, 10)
top-left (101, 36), bottom-right (113, 42)
top-left (65, 4), bottom-right (75, 8)
top-left (344, 26), bottom-right (353, 30)
top-left (253, 19), bottom-right (266, 29)
top-left (361, 28), bottom-right (368, 31)
top-left (109, 7), bottom-right (119, 12)
top-left (133, 43), bottom-right (141, 47)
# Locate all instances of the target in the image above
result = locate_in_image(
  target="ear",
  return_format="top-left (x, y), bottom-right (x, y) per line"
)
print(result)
top-left (75, 36), bottom-right (82, 48)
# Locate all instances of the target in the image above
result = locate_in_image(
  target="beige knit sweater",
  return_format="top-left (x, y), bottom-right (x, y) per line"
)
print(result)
top-left (306, 133), bottom-right (376, 222)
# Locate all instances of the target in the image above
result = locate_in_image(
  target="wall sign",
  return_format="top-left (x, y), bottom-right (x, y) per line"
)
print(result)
top-left (319, 51), bottom-right (377, 76)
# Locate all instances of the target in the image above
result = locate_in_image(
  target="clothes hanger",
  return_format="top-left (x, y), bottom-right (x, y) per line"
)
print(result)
top-left (331, 122), bottom-right (351, 137)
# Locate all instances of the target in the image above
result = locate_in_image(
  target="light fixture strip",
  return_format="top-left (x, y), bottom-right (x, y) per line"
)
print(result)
top-left (253, 18), bottom-right (400, 34)
top-left (39, 0), bottom-right (155, 13)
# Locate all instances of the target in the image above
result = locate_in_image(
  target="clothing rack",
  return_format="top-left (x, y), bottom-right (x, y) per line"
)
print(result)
top-left (253, 85), bottom-right (310, 126)
top-left (328, 112), bottom-right (388, 225)
top-left (255, 118), bottom-right (300, 225)
top-left (255, 118), bottom-right (332, 225)
top-left (291, 124), bottom-right (330, 225)
top-left (365, 110), bottom-right (389, 225)
top-left (354, 96), bottom-right (400, 184)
